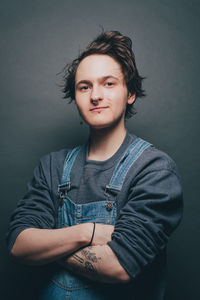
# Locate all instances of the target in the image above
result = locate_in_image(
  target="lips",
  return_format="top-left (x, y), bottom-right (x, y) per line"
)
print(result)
top-left (89, 106), bottom-right (109, 111)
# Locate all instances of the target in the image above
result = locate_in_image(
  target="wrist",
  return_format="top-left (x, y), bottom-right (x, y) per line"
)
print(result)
top-left (88, 222), bottom-right (96, 246)
top-left (78, 223), bottom-right (94, 247)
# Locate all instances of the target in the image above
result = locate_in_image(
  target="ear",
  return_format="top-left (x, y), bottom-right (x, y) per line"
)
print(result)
top-left (127, 93), bottom-right (136, 105)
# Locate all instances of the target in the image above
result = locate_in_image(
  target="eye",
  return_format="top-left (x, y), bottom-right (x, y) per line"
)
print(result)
top-left (79, 85), bottom-right (89, 91)
top-left (105, 82), bottom-right (114, 87)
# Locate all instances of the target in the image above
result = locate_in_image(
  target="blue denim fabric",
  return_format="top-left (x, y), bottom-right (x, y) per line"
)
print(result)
top-left (40, 280), bottom-right (116, 300)
top-left (108, 138), bottom-right (151, 191)
top-left (58, 145), bottom-right (83, 196)
top-left (41, 138), bottom-right (151, 299)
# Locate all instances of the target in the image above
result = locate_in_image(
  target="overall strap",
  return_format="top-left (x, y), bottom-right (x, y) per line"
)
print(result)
top-left (58, 146), bottom-right (83, 198)
top-left (106, 138), bottom-right (152, 193)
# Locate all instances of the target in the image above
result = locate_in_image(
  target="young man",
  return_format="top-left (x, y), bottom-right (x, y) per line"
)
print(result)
top-left (7, 31), bottom-right (183, 299)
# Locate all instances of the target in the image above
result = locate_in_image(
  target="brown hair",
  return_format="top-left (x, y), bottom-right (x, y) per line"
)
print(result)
top-left (62, 31), bottom-right (145, 118)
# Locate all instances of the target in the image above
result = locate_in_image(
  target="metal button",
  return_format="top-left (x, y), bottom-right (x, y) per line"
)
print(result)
top-left (106, 202), bottom-right (113, 211)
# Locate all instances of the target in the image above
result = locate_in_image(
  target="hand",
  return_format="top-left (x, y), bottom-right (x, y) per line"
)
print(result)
top-left (91, 223), bottom-right (114, 246)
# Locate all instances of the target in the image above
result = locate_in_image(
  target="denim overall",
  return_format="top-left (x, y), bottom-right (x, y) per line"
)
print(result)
top-left (41, 138), bottom-right (151, 300)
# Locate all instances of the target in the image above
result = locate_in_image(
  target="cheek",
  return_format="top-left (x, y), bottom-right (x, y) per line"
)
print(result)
top-left (75, 100), bottom-right (84, 115)
top-left (111, 92), bottom-right (128, 108)
top-left (106, 87), bottom-right (128, 100)
top-left (75, 95), bottom-right (86, 109)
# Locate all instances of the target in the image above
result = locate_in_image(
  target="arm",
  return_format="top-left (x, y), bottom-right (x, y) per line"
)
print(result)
top-left (58, 165), bottom-right (183, 282)
top-left (11, 223), bottom-right (93, 265)
top-left (8, 153), bottom-right (94, 265)
top-left (59, 244), bottom-right (130, 283)
top-left (108, 167), bottom-right (183, 279)
top-left (7, 154), bottom-right (118, 267)
top-left (57, 223), bottom-right (130, 283)
top-left (11, 222), bottom-right (114, 265)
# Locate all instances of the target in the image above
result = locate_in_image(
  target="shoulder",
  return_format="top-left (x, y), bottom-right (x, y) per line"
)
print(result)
top-left (35, 148), bottom-right (69, 185)
top-left (40, 148), bottom-right (68, 168)
top-left (142, 145), bottom-right (179, 175)
top-left (127, 133), bottom-right (181, 179)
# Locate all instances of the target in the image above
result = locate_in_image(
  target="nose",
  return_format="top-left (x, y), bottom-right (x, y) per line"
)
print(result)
top-left (90, 85), bottom-right (103, 105)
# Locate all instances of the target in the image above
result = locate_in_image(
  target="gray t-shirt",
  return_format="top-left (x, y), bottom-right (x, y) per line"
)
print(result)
top-left (69, 131), bottom-right (136, 204)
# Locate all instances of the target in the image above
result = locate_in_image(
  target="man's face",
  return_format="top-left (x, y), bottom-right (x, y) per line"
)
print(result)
top-left (75, 54), bottom-right (135, 130)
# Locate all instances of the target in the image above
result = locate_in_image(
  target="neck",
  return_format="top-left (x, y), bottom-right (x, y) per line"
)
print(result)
top-left (88, 123), bottom-right (127, 161)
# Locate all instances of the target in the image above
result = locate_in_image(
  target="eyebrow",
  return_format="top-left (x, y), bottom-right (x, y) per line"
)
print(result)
top-left (75, 75), bottom-right (119, 87)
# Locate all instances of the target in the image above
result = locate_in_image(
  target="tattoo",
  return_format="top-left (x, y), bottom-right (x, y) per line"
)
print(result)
top-left (84, 261), bottom-right (97, 274)
top-left (70, 256), bottom-right (97, 275)
top-left (68, 246), bottom-right (104, 278)
top-left (72, 254), bottom-right (84, 264)
top-left (81, 249), bottom-right (101, 263)
top-left (70, 251), bottom-right (98, 275)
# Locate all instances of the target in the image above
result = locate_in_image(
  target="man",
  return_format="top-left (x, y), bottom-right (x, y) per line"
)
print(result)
top-left (7, 31), bottom-right (183, 299)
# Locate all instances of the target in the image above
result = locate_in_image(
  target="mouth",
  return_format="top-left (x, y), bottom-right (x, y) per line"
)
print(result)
top-left (89, 106), bottom-right (109, 111)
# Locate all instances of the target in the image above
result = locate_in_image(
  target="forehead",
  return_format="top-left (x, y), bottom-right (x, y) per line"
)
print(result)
top-left (75, 54), bottom-right (123, 81)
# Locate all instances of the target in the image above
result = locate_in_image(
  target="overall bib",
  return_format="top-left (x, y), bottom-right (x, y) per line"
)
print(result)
top-left (41, 138), bottom-right (151, 300)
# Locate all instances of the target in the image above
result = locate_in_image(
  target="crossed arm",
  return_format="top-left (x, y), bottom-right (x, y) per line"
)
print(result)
top-left (11, 223), bottom-right (130, 283)
top-left (59, 244), bottom-right (130, 283)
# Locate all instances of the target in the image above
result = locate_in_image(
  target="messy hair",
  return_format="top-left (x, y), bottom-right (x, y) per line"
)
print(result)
top-left (62, 30), bottom-right (145, 118)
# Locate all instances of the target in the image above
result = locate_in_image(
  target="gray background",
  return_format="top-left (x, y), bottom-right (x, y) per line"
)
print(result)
top-left (1, 0), bottom-right (199, 299)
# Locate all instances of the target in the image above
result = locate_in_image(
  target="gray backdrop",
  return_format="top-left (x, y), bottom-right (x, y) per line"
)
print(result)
top-left (1, 0), bottom-right (199, 299)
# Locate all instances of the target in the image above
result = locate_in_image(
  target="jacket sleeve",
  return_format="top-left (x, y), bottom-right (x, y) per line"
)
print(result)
top-left (107, 157), bottom-right (183, 279)
top-left (6, 154), bottom-right (57, 254)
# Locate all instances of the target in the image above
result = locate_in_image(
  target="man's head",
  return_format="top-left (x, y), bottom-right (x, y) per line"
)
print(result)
top-left (62, 30), bottom-right (145, 119)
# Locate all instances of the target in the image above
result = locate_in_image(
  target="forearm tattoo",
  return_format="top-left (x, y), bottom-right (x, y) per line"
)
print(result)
top-left (84, 261), bottom-right (96, 273)
top-left (81, 247), bottom-right (101, 263)
top-left (69, 246), bottom-right (102, 278)
top-left (72, 254), bottom-right (84, 264)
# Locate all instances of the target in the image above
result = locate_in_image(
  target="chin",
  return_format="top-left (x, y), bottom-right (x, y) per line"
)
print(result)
top-left (89, 120), bottom-right (121, 131)
top-left (90, 124), bottom-right (110, 130)
top-left (84, 114), bottom-right (125, 130)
